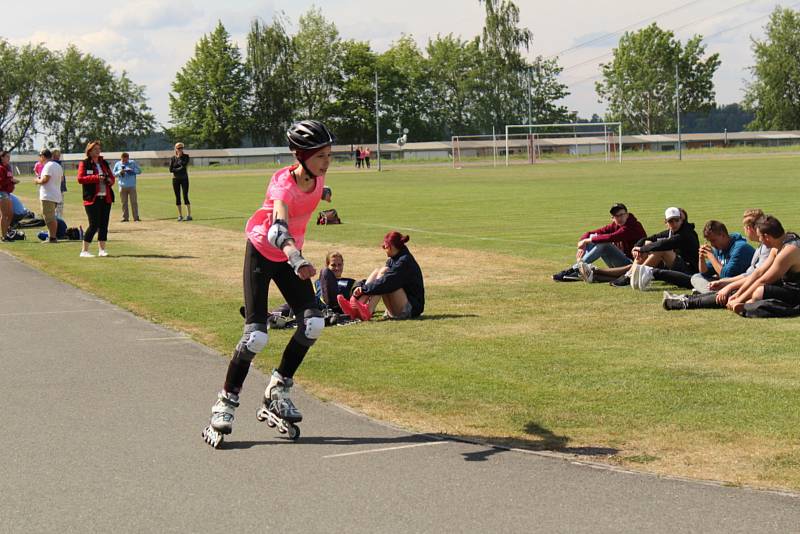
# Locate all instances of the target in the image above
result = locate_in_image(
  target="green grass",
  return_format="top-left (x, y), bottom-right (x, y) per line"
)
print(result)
top-left (6, 155), bottom-right (800, 490)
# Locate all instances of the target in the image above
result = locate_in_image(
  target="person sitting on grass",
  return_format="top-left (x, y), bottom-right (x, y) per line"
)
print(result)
top-left (338, 231), bottom-right (424, 321)
top-left (723, 215), bottom-right (800, 315)
top-left (552, 202), bottom-right (646, 282)
top-left (579, 207), bottom-right (699, 288)
top-left (663, 209), bottom-right (771, 310)
top-left (630, 219), bottom-right (754, 292)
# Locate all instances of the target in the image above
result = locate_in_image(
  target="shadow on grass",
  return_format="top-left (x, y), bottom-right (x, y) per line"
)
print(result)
top-left (111, 254), bottom-right (198, 260)
top-left (522, 421), bottom-right (618, 456)
top-left (412, 313), bottom-right (480, 321)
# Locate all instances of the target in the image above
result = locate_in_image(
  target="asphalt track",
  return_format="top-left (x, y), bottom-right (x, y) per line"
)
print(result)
top-left (2, 251), bottom-right (799, 533)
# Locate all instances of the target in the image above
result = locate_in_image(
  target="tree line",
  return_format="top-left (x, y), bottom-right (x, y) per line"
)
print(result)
top-left (2, 3), bottom-right (800, 151)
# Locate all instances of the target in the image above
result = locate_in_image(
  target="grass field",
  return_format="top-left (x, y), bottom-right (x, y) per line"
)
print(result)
top-left (5, 155), bottom-right (800, 491)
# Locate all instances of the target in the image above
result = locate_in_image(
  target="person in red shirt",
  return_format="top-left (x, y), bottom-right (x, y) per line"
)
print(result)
top-left (0, 150), bottom-right (21, 241)
top-left (76, 141), bottom-right (115, 257)
top-left (202, 120), bottom-right (335, 448)
top-left (553, 203), bottom-right (646, 281)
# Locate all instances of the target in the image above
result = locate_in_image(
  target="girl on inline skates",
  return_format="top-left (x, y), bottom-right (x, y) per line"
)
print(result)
top-left (203, 120), bottom-right (335, 448)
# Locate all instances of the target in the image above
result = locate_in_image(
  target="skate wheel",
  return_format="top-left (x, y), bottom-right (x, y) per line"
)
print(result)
top-left (288, 425), bottom-right (300, 441)
top-left (277, 425), bottom-right (287, 434)
top-left (256, 409), bottom-right (266, 422)
top-left (266, 419), bottom-right (276, 428)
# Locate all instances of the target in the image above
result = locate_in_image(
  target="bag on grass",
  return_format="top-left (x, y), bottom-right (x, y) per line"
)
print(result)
top-left (317, 209), bottom-right (341, 225)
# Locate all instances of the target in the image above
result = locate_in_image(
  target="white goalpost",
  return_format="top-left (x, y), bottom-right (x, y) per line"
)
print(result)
top-left (504, 122), bottom-right (623, 166)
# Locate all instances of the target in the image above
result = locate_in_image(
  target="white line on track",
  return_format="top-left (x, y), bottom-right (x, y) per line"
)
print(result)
top-left (323, 440), bottom-right (448, 459)
top-left (136, 336), bottom-right (191, 342)
top-left (0, 308), bottom-right (109, 317)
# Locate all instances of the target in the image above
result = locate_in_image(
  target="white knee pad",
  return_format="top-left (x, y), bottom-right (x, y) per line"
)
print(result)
top-left (293, 309), bottom-right (324, 347)
top-left (305, 316), bottom-right (324, 340)
top-left (239, 323), bottom-right (268, 356)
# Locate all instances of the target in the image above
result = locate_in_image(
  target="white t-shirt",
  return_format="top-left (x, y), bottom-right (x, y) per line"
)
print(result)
top-left (39, 161), bottom-right (64, 203)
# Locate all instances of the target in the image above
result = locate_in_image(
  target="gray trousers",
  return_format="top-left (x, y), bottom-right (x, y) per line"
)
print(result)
top-left (120, 187), bottom-right (139, 221)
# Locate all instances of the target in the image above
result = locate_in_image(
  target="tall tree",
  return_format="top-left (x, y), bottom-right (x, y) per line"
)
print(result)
top-left (526, 56), bottom-right (571, 124)
top-left (247, 14), bottom-right (295, 146)
top-left (475, 0), bottom-right (533, 131)
top-left (0, 40), bottom-right (51, 152)
top-left (743, 7), bottom-right (800, 130)
top-left (292, 7), bottom-right (342, 120)
top-left (169, 21), bottom-right (249, 148)
top-left (426, 34), bottom-right (481, 137)
top-left (40, 45), bottom-right (155, 152)
top-left (596, 23), bottom-right (720, 135)
top-left (327, 40), bottom-right (377, 143)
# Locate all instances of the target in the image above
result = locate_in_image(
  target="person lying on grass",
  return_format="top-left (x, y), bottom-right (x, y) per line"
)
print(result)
top-left (552, 202), bottom-right (646, 282)
top-left (338, 231), bottom-right (425, 321)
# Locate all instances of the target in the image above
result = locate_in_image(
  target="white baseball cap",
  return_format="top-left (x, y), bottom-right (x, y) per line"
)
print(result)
top-left (664, 207), bottom-right (681, 220)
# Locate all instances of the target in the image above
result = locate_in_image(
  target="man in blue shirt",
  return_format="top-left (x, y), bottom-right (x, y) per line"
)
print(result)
top-left (113, 152), bottom-right (142, 222)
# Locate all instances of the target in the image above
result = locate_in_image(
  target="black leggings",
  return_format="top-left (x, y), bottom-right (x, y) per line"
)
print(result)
top-left (224, 242), bottom-right (319, 393)
top-left (83, 199), bottom-right (111, 243)
top-left (653, 269), bottom-right (694, 289)
top-left (172, 178), bottom-right (190, 205)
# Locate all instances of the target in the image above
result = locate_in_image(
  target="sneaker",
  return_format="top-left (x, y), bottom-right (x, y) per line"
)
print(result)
top-left (552, 267), bottom-right (581, 282)
top-left (120, 218), bottom-right (129, 222)
top-left (577, 262), bottom-right (595, 283)
top-left (80, 250), bottom-right (94, 258)
top-left (337, 294), bottom-right (358, 320)
top-left (98, 249), bottom-right (109, 257)
top-left (41, 238), bottom-right (58, 244)
top-left (635, 265), bottom-right (654, 290)
top-left (353, 298), bottom-right (372, 321)
top-left (185, 215), bottom-right (193, 221)
top-left (134, 218), bottom-right (141, 222)
top-left (629, 263), bottom-right (641, 289)
top-left (662, 291), bottom-right (689, 311)
top-left (609, 275), bottom-right (630, 287)
top-left (177, 216), bottom-right (184, 222)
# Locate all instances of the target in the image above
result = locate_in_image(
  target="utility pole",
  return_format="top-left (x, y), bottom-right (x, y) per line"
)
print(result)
top-left (527, 67), bottom-right (532, 133)
top-left (375, 71), bottom-right (381, 172)
top-left (676, 63), bottom-right (682, 161)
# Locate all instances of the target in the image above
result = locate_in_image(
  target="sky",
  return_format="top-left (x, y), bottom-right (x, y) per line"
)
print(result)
top-left (3, 0), bottom-right (791, 131)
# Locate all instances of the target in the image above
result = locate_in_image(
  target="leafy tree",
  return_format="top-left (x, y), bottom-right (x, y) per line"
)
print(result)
top-left (40, 45), bottom-right (155, 152)
top-left (377, 35), bottom-right (435, 141)
top-left (682, 103), bottom-right (754, 133)
top-left (327, 40), bottom-right (377, 143)
top-left (743, 7), bottom-right (800, 130)
top-left (526, 56), bottom-right (571, 124)
top-left (475, 0), bottom-right (533, 130)
top-left (292, 7), bottom-right (342, 120)
top-left (596, 23), bottom-right (720, 135)
top-left (426, 34), bottom-right (481, 136)
top-left (169, 21), bottom-right (249, 148)
top-left (247, 14), bottom-right (295, 146)
top-left (0, 40), bottom-right (51, 152)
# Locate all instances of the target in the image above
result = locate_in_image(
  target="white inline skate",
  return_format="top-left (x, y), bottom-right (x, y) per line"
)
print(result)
top-left (202, 390), bottom-right (240, 448)
top-left (256, 370), bottom-right (301, 441)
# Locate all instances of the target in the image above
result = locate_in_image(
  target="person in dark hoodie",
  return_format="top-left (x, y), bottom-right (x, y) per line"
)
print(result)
top-left (553, 202), bottom-right (646, 281)
top-left (579, 207), bottom-right (699, 286)
top-left (337, 231), bottom-right (424, 321)
top-left (631, 219), bottom-right (754, 291)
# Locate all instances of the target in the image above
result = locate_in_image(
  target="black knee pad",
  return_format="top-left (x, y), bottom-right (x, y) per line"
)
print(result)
top-left (292, 308), bottom-right (324, 347)
top-left (232, 323), bottom-right (268, 363)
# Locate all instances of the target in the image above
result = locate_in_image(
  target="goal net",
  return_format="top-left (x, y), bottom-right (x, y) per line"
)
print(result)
top-left (451, 132), bottom-right (534, 168)
top-left (504, 122), bottom-right (622, 166)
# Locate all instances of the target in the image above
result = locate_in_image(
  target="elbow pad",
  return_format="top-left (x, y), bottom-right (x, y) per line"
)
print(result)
top-left (267, 219), bottom-right (292, 250)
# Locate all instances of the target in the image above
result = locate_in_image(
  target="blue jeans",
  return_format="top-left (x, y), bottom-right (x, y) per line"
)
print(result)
top-left (580, 242), bottom-right (632, 268)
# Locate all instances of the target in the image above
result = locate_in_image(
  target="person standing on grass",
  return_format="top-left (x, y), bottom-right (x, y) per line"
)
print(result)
top-left (169, 142), bottom-right (192, 221)
top-left (363, 146), bottom-right (371, 168)
top-left (77, 141), bottom-right (115, 257)
top-left (0, 150), bottom-right (20, 241)
top-left (337, 231), bottom-right (425, 322)
top-left (34, 149), bottom-right (64, 244)
top-left (113, 152), bottom-right (142, 222)
top-left (51, 149), bottom-right (67, 219)
top-left (202, 120), bottom-right (335, 448)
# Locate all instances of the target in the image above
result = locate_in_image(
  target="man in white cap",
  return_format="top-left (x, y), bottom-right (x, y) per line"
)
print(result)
top-left (579, 206), bottom-right (700, 287)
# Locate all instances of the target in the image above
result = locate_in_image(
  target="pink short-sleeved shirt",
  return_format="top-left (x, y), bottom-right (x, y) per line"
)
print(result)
top-left (246, 165), bottom-right (324, 262)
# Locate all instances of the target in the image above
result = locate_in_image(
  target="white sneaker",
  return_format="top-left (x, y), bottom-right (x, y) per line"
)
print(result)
top-left (630, 263), bottom-right (641, 289)
top-left (80, 251), bottom-right (94, 258)
top-left (638, 265), bottom-right (653, 291)
top-left (577, 262), bottom-right (595, 283)
top-left (98, 249), bottom-right (109, 257)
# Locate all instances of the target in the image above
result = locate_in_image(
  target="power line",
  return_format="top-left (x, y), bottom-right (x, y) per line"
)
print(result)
top-left (560, 0), bottom-right (759, 74)
top-left (547, 0), bottom-right (707, 60)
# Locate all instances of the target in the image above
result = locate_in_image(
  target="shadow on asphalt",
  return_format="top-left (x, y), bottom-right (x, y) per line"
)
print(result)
top-left (220, 433), bottom-right (438, 450)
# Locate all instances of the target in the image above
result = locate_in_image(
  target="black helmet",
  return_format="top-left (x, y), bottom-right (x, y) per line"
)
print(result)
top-left (287, 120), bottom-right (336, 151)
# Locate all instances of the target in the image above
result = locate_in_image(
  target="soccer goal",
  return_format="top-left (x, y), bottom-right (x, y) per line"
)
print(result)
top-left (451, 132), bottom-right (538, 168)
top-left (504, 122), bottom-right (622, 166)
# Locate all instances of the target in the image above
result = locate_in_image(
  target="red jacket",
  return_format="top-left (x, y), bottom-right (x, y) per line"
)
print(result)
top-left (77, 157), bottom-right (115, 205)
top-left (0, 163), bottom-right (15, 194)
top-left (581, 213), bottom-right (647, 259)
